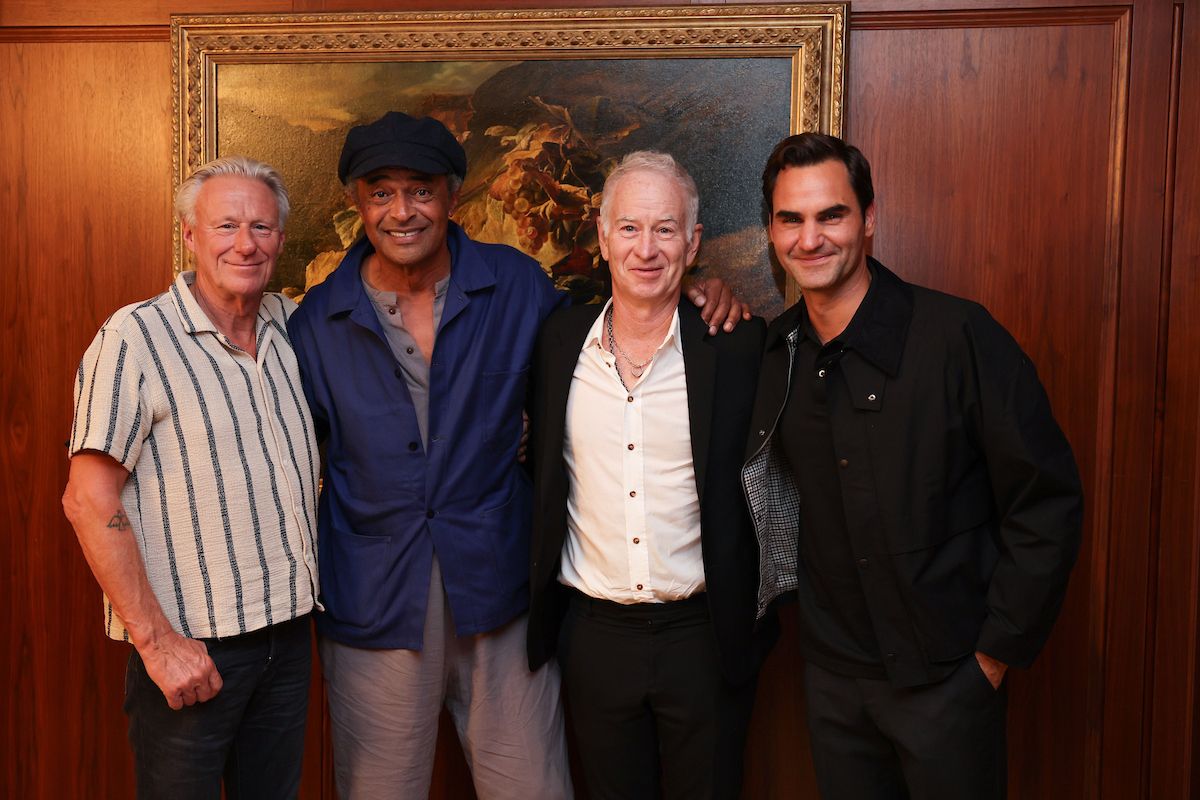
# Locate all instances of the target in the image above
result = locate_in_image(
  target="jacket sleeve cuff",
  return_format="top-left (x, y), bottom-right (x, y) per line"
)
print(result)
top-left (975, 617), bottom-right (1045, 670)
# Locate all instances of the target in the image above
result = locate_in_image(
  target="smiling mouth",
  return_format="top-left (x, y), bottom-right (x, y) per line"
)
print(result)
top-left (386, 230), bottom-right (422, 239)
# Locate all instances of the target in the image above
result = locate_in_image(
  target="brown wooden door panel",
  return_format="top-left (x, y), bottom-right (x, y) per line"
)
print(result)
top-left (844, 12), bottom-right (1126, 798)
top-left (0, 38), bottom-right (174, 798)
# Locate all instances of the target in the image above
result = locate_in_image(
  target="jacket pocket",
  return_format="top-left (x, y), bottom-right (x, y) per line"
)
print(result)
top-left (321, 527), bottom-right (393, 632)
top-left (890, 520), bottom-right (999, 662)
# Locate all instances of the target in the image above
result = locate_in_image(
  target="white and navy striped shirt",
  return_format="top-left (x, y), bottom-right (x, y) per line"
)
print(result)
top-left (70, 272), bottom-right (320, 641)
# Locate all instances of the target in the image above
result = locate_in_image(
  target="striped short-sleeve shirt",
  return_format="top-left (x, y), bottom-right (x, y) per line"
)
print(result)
top-left (70, 271), bottom-right (321, 641)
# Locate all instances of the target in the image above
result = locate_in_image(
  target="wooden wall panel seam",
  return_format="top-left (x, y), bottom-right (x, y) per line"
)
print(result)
top-left (850, 5), bottom-right (1130, 30)
top-left (0, 25), bottom-right (168, 42)
top-left (1098, 1), bottom-right (1179, 795)
top-left (1083, 8), bottom-right (1134, 797)
top-left (1147, 4), bottom-right (1200, 796)
top-left (1139, 4), bottom-right (1183, 796)
top-left (0, 6), bottom-right (1132, 40)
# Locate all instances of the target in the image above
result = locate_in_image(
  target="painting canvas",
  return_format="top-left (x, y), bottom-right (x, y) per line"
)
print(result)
top-left (174, 6), bottom-right (847, 319)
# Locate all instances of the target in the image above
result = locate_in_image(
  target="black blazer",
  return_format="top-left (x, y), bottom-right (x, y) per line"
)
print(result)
top-left (526, 300), bottom-right (776, 685)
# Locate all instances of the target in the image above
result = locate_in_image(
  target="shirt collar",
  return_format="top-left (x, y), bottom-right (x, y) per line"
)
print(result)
top-left (846, 259), bottom-right (913, 377)
top-left (584, 298), bottom-right (683, 356)
top-left (323, 220), bottom-right (494, 317)
top-left (797, 262), bottom-right (881, 352)
top-left (768, 258), bottom-right (913, 377)
top-left (361, 272), bottom-right (451, 306)
top-left (170, 270), bottom-right (270, 340)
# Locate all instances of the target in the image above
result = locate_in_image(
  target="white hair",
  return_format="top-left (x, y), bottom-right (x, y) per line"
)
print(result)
top-left (599, 151), bottom-right (700, 240)
top-left (175, 155), bottom-right (290, 228)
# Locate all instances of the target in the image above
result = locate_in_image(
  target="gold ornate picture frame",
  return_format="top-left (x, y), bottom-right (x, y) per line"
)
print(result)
top-left (172, 4), bottom-right (846, 315)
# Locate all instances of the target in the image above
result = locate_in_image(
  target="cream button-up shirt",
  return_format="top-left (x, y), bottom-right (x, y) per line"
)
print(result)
top-left (559, 301), bottom-right (705, 603)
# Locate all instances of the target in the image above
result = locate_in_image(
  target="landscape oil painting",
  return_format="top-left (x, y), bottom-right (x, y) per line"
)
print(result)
top-left (174, 6), bottom-right (848, 318)
top-left (216, 58), bottom-right (791, 315)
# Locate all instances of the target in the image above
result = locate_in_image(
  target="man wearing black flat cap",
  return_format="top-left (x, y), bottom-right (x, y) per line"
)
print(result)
top-left (288, 111), bottom-right (745, 798)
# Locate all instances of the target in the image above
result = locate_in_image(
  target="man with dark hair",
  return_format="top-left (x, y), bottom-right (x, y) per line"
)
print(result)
top-left (743, 132), bottom-right (1083, 799)
top-left (63, 156), bottom-right (319, 798)
top-left (287, 112), bottom-right (746, 798)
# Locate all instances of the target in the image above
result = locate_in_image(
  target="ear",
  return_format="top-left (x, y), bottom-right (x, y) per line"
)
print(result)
top-left (863, 202), bottom-right (877, 238)
top-left (181, 220), bottom-right (197, 254)
top-left (685, 224), bottom-right (703, 267)
top-left (597, 220), bottom-right (611, 262)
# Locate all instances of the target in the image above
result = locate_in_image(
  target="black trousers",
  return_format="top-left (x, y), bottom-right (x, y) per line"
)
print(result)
top-left (558, 591), bottom-right (757, 800)
top-left (804, 658), bottom-right (1008, 800)
top-left (124, 615), bottom-right (312, 800)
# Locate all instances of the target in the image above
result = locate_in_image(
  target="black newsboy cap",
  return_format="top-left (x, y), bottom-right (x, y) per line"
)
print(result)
top-left (338, 111), bottom-right (467, 184)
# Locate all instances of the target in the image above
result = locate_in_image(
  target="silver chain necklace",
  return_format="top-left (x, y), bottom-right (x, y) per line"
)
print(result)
top-left (606, 306), bottom-right (654, 380)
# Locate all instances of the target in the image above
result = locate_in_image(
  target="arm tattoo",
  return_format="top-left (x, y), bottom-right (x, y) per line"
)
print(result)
top-left (106, 510), bottom-right (131, 531)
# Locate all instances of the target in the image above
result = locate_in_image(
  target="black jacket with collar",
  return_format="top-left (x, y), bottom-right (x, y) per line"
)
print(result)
top-left (742, 258), bottom-right (1083, 687)
top-left (527, 300), bottom-right (777, 686)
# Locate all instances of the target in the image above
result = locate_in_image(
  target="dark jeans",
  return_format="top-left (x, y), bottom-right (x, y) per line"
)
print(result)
top-left (804, 657), bottom-right (1008, 800)
top-left (124, 614), bottom-right (312, 800)
top-left (559, 591), bottom-right (757, 800)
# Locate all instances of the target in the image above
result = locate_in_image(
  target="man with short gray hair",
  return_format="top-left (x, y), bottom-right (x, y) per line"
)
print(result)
top-left (63, 155), bottom-right (319, 798)
top-left (527, 151), bottom-right (773, 799)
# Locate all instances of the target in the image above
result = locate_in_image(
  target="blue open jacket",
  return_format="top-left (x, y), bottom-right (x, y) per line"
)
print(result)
top-left (288, 223), bottom-right (565, 649)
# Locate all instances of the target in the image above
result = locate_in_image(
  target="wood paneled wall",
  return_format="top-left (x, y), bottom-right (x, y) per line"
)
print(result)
top-left (2, 1), bottom-right (1196, 798)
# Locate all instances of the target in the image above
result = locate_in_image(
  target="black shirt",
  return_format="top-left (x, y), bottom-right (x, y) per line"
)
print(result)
top-left (777, 276), bottom-right (887, 678)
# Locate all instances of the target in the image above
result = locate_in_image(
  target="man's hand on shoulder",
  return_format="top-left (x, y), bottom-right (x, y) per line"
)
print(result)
top-left (139, 630), bottom-right (223, 710)
top-left (683, 276), bottom-right (752, 336)
top-left (975, 650), bottom-right (1008, 690)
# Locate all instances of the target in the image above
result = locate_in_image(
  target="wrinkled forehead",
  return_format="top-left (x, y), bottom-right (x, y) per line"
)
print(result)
top-left (196, 175), bottom-right (280, 219)
top-left (604, 170), bottom-right (690, 220)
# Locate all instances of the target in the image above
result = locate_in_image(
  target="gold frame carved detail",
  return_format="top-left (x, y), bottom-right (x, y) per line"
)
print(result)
top-left (171, 5), bottom-right (846, 308)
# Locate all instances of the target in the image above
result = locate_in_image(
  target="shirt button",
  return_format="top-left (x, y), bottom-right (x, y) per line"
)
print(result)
top-left (868, 393), bottom-right (877, 401)
top-left (817, 369), bottom-right (826, 378)
top-left (636, 584), bottom-right (644, 590)
top-left (627, 443), bottom-right (635, 451)
top-left (406, 346), bottom-right (415, 355)
top-left (632, 537), bottom-right (640, 544)
top-left (629, 490), bottom-right (636, 498)
top-left (839, 458), bottom-right (849, 468)
top-left (627, 395), bottom-right (634, 403)
top-left (408, 442), bottom-right (418, 452)
top-left (394, 366), bottom-right (403, 378)
top-left (857, 557), bottom-right (868, 568)
top-left (388, 307), bottom-right (397, 315)
top-left (426, 510), bottom-right (436, 519)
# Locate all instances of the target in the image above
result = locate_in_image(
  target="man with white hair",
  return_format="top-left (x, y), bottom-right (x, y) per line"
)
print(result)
top-left (527, 151), bottom-right (775, 799)
top-left (63, 156), bottom-right (319, 798)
